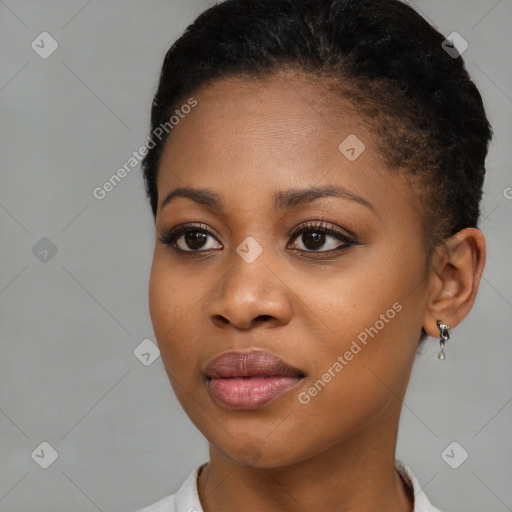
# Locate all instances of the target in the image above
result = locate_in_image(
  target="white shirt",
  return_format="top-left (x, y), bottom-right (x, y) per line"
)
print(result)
top-left (134, 460), bottom-right (442, 512)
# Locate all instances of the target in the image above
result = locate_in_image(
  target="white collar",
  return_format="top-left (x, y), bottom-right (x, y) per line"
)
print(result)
top-left (395, 460), bottom-right (443, 512)
top-left (136, 460), bottom-right (443, 512)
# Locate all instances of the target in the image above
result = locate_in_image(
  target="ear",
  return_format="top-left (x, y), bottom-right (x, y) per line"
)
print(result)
top-left (422, 228), bottom-right (486, 337)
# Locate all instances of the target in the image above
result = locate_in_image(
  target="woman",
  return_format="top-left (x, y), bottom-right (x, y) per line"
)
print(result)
top-left (135, 0), bottom-right (491, 510)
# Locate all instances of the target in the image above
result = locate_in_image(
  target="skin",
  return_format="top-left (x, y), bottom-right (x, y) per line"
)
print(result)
top-left (148, 70), bottom-right (486, 512)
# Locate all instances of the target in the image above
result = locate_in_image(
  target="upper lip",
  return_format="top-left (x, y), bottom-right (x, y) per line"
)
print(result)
top-left (205, 350), bottom-right (306, 379)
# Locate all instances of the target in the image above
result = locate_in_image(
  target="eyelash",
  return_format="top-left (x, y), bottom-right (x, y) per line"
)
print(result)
top-left (157, 220), bottom-right (357, 256)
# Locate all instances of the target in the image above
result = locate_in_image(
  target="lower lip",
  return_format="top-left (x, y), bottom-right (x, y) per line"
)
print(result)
top-left (207, 376), bottom-right (303, 409)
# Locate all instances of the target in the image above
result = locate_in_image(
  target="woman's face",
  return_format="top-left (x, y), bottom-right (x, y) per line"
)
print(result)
top-left (149, 72), bottom-right (432, 467)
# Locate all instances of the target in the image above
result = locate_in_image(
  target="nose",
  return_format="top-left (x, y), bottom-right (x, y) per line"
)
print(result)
top-left (207, 249), bottom-right (293, 330)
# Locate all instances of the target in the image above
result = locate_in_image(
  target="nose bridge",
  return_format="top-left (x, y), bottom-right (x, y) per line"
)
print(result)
top-left (207, 239), bottom-right (292, 328)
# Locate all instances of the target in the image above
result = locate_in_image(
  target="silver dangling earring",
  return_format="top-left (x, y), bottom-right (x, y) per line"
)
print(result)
top-left (436, 320), bottom-right (450, 360)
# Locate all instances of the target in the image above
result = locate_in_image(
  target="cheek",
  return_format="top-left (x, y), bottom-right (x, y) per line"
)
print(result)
top-left (148, 258), bottom-right (174, 343)
top-left (148, 254), bottom-right (197, 365)
top-left (297, 244), bottom-right (424, 398)
top-left (148, 258), bottom-right (207, 420)
top-left (293, 300), bottom-right (415, 448)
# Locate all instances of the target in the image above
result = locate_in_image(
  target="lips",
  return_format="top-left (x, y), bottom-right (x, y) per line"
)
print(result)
top-left (205, 350), bottom-right (305, 379)
top-left (205, 350), bottom-right (306, 409)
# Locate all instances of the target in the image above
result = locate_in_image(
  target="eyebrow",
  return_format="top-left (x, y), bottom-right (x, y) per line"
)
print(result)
top-left (159, 185), bottom-right (375, 213)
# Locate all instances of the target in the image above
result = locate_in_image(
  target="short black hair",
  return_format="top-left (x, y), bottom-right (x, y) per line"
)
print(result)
top-left (142, 0), bottom-right (492, 254)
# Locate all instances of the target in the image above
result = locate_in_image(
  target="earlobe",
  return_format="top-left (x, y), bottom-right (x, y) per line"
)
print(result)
top-left (422, 228), bottom-right (486, 337)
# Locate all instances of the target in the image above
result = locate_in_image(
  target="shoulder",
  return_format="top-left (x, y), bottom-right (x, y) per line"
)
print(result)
top-left (396, 460), bottom-right (444, 512)
top-left (132, 462), bottom-right (207, 512)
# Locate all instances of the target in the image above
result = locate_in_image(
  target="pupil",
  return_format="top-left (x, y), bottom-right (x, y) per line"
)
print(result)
top-left (185, 231), bottom-right (207, 250)
top-left (303, 231), bottom-right (325, 250)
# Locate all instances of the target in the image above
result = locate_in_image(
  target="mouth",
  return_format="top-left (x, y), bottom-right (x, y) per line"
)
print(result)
top-left (204, 350), bottom-right (306, 410)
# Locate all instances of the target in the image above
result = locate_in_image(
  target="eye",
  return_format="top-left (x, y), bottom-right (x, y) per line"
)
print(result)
top-left (157, 220), bottom-right (357, 254)
top-left (157, 223), bottom-right (222, 252)
top-left (287, 220), bottom-right (356, 253)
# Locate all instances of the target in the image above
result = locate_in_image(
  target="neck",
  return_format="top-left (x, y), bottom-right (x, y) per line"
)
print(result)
top-left (197, 407), bottom-right (414, 512)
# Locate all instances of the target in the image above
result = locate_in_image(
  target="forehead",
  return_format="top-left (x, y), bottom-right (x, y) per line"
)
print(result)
top-left (156, 72), bottom-right (419, 221)
top-left (185, 73), bottom-right (359, 142)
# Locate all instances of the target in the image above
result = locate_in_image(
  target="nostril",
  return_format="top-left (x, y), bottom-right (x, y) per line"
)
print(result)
top-left (256, 315), bottom-right (271, 322)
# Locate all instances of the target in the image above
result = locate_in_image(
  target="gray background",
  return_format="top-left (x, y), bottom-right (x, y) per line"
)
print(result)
top-left (0, 1), bottom-right (510, 511)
